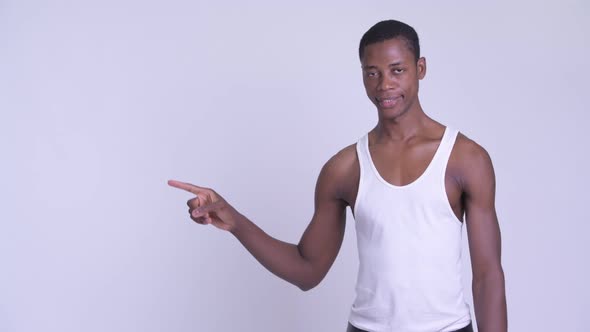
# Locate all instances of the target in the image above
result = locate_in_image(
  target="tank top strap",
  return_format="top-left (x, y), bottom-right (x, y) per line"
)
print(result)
top-left (429, 127), bottom-right (459, 176)
top-left (355, 134), bottom-right (371, 179)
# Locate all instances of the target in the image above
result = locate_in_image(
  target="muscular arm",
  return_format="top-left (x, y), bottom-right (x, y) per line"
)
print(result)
top-left (460, 140), bottom-right (507, 331)
top-left (171, 150), bottom-right (353, 291)
top-left (231, 156), bottom-right (348, 290)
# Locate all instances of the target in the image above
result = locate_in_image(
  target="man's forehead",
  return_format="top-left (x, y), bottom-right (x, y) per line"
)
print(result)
top-left (361, 38), bottom-right (414, 64)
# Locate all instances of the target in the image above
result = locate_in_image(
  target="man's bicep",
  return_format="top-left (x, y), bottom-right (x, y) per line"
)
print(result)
top-left (297, 158), bottom-right (348, 278)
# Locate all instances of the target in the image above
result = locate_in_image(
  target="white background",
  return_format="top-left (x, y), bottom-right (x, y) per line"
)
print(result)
top-left (1, 1), bottom-right (588, 331)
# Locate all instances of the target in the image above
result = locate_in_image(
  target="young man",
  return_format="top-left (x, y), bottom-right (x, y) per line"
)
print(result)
top-left (169, 20), bottom-right (507, 332)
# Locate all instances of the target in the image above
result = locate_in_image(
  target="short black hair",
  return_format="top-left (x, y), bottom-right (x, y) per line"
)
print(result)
top-left (359, 20), bottom-right (420, 62)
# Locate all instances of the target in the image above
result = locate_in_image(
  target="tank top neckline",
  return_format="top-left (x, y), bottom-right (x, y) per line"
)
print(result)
top-left (364, 127), bottom-right (449, 189)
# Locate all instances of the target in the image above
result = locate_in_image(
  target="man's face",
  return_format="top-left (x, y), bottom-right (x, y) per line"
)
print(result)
top-left (361, 37), bottom-right (426, 120)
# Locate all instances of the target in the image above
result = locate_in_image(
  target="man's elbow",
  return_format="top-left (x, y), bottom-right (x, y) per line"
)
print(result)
top-left (293, 256), bottom-right (328, 291)
top-left (296, 272), bottom-right (326, 292)
top-left (298, 283), bottom-right (315, 292)
top-left (473, 266), bottom-right (505, 287)
top-left (297, 277), bottom-right (321, 292)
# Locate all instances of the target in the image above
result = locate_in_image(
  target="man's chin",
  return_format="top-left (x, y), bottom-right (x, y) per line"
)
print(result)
top-left (377, 106), bottom-right (406, 120)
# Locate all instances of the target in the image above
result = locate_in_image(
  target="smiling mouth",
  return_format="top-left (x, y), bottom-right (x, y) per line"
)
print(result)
top-left (376, 96), bottom-right (401, 108)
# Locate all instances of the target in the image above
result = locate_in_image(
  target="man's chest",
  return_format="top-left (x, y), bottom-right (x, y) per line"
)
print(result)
top-left (342, 139), bottom-right (466, 221)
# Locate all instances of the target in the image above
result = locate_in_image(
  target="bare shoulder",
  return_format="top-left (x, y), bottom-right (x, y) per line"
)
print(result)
top-left (453, 133), bottom-right (492, 163)
top-left (317, 143), bottom-right (359, 204)
top-left (325, 143), bottom-right (357, 170)
top-left (451, 132), bottom-right (495, 191)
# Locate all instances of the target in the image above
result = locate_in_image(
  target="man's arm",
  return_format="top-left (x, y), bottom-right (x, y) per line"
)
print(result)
top-left (460, 139), bottom-right (507, 332)
top-left (168, 151), bottom-right (351, 291)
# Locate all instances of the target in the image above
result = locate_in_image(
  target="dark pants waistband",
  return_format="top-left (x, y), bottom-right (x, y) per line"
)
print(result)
top-left (346, 322), bottom-right (473, 332)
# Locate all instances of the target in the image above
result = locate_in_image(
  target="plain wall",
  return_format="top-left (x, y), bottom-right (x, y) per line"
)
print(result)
top-left (1, 0), bottom-right (588, 331)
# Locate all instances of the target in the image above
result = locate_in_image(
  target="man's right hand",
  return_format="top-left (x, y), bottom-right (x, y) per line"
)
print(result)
top-left (168, 179), bottom-right (240, 232)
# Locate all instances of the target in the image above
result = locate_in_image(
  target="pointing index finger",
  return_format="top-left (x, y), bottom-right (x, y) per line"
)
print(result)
top-left (168, 179), bottom-right (204, 195)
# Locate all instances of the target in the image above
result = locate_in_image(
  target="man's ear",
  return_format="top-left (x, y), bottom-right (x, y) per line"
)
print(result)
top-left (417, 57), bottom-right (426, 80)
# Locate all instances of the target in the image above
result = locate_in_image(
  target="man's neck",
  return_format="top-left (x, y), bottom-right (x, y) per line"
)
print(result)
top-left (373, 105), bottom-right (435, 143)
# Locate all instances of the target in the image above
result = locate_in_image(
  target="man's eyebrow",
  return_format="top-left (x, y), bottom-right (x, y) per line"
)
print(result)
top-left (362, 62), bottom-right (404, 70)
top-left (362, 65), bottom-right (378, 70)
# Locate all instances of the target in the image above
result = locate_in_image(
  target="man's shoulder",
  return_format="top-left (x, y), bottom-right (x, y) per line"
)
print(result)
top-left (316, 142), bottom-right (360, 203)
top-left (450, 132), bottom-right (495, 189)
top-left (453, 132), bottom-right (492, 165)
top-left (322, 142), bottom-right (358, 177)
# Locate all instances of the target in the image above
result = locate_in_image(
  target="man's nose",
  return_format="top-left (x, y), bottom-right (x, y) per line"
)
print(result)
top-left (379, 74), bottom-right (396, 90)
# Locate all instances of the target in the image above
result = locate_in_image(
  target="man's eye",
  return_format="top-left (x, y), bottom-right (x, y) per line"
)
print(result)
top-left (393, 68), bottom-right (404, 74)
top-left (366, 72), bottom-right (378, 77)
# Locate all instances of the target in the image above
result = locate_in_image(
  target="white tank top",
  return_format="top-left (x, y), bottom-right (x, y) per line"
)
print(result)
top-left (349, 127), bottom-right (471, 332)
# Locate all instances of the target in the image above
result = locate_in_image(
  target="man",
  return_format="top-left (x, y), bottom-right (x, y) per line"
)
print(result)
top-left (169, 20), bottom-right (507, 332)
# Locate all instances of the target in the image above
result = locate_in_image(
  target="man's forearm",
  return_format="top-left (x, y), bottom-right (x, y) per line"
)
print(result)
top-left (473, 270), bottom-right (507, 332)
top-left (230, 213), bottom-right (315, 291)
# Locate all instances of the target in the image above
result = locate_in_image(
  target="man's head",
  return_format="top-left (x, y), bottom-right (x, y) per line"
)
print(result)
top-left (359, 20), bottom-right (420, 63)
top-left (359, 20), bottom-right (426, 120)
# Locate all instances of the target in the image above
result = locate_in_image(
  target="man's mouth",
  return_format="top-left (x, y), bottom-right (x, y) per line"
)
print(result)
top-left (376, 96), bottom-right (401, 108)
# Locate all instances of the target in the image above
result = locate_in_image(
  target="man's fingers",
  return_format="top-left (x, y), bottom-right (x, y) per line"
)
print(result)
top-left (191, 201), bottom-right (224, 218)
top-left (171, 179), bottom-right (223, 226)
top-left (191, 215), bottom-right (208, 225)
top-left (168, 179), bottom-right (205, 195)
top-left (169, 180), bottom-right (219, 202)
top-left (187, 197), bottom-right (200, 209)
